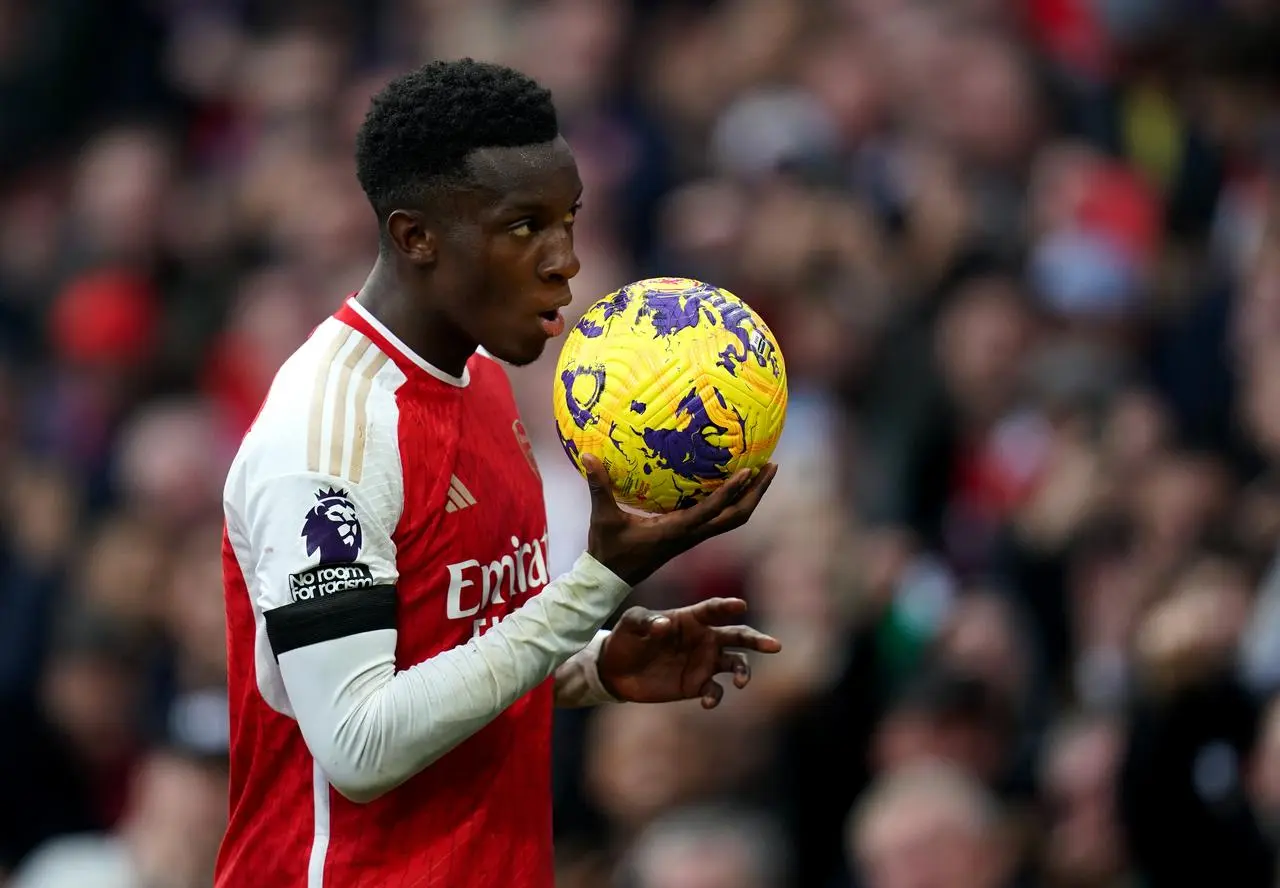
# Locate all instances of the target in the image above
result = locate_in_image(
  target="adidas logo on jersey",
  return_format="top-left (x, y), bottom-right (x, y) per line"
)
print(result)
top-left (444, 474), bottom-right (477, 513)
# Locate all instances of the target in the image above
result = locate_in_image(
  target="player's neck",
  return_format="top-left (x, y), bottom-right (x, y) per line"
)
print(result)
top-left (356, 258), bottom-right (475, 378)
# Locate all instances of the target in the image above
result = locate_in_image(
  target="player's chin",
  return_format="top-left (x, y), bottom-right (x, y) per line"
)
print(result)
top-left (488, 334), bottom-right (548, 367)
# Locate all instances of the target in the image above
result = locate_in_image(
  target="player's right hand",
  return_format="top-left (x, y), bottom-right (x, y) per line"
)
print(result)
top-left (580, 454), bottom-right (777, 586)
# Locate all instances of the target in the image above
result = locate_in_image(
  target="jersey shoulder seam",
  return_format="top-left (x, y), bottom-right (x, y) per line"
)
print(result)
top-left (249, 322), bottom-right (403, 486)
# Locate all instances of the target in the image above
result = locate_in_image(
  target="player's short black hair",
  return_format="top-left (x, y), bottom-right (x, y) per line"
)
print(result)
top-left (355, 58), bottom-right (560, 220)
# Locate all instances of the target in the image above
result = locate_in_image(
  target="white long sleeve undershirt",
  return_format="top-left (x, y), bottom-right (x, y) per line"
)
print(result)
top-left (276, 552), bottom-right (627, 803)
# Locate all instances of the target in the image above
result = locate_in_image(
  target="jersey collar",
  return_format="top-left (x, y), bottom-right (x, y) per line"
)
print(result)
top-left (336, 297), bottom-right (470, 388)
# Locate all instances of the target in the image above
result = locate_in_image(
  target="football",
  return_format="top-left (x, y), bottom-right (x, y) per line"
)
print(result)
top-left (552, 277), bottom-right (788, 513)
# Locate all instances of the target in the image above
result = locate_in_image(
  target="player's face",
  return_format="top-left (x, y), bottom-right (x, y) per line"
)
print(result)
top-left (445, 137), bottom-right (583, 367)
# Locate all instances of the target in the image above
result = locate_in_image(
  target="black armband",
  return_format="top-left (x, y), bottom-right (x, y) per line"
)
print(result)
top-left (265, 585), bottom-right (397, 656)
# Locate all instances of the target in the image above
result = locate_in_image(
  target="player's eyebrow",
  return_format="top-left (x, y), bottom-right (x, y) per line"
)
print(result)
top-left (498, 199), bottom-right (554, 214)
top-left (495, 191), bottom-right (584, 216)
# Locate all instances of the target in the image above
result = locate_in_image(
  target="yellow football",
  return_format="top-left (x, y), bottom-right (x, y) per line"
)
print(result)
top-left (552, 277), bottom-right (788, 512)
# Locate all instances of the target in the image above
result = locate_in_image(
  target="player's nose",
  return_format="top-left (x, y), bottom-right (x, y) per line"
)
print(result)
top-left (537, 233), bottom-right (580, 284)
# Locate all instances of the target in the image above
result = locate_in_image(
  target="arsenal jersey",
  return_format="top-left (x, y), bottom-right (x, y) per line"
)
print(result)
top-left (217, 297), bottom-right (570, 888)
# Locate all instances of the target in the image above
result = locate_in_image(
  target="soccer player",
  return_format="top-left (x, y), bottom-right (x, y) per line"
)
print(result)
top-left (216, 59), bottom-right (780, 888)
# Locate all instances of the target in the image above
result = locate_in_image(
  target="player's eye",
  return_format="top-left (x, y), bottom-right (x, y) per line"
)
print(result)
top-left (564, 202), bottom-right (582, 226)
top-left (509, 220), bottom-right (535, 238)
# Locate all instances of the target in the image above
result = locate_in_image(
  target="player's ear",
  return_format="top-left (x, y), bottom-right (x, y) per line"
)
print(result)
top-left (385, 209), bottom-right (437, 267)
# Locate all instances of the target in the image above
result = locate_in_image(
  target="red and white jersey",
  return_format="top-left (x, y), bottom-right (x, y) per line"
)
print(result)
top-left (217, 298), bottom-right (624, 888)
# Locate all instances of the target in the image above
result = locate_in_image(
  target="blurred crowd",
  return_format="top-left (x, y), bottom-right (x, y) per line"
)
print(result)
top-left (3, 0), bottom-right (1280, 886)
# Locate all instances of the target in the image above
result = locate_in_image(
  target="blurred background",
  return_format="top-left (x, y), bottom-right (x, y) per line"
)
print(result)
top-left (2, 0), bottom-right (1280, 886)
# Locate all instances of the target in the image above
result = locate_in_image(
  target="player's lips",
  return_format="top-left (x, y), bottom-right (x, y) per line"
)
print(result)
top-left (537, 294), bottom-right (571, 338)
top-left (538, 309), bottom-right (566, 337)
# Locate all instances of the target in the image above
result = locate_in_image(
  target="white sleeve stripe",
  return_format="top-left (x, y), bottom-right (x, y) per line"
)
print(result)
top-left (307, 326), bottom-right (354, 473)
top-left (308, 760), bottom-right (330, 888)
top-left (347, 351), bottom-right (389, 484)
top-left (327, 336), bottom-right (373, 476)
top-left (305, 327), bottom-right (392, 483)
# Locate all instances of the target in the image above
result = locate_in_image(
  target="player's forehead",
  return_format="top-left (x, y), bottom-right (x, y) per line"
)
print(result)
top-left (464, 137), bottom-right (582, 212)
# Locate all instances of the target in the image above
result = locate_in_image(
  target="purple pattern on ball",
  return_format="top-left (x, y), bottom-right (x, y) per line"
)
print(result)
top-left (636, 282), bottom-right (719, 337)
top-left (640, 387), bottom-right (739, 482)
top-left (602, 289), bottom-right (632, 319)
top-left (561, 365), bottom-right (606, 430)
top-left (575, 316), bottom-right (604, 338)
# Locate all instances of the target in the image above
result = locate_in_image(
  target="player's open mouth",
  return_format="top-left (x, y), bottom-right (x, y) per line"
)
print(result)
top-left (538, 309), bottom-right (566, 337)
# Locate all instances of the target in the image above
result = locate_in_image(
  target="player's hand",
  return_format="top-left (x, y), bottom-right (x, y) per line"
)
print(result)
top-left (596, 598), bottom-right (782, 708)
top-left (581, 454), bottom-right (777, 586)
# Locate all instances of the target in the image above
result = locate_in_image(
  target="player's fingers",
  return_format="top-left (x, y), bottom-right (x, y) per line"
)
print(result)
top-left (720, 651), bottom-right (751, 688)
top-left (699, 678), bottom-right (724, 709)
top-left (615, 606), bottom-right (673, 639)
top-left (726, 462), bottom-right (776, 516)
top-left (670, 468), bottom-right (752, 531)
top-left (687, 597), bottom-right (749, 626)
top-left (646, 613), bottom-right (675, 639)
top-left (581, 454), bottom-right (621, 517)
top-left (714, 625), bottom-right (783, 654)
top-left (696, 464), bottom-right (777, 538)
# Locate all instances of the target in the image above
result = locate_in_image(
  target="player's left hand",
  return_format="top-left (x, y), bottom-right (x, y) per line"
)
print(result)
top-left (596, 598), bottom-right (781, 708)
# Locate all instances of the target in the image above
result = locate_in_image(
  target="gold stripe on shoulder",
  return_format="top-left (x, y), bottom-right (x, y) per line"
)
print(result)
top-left (348, 351), bottom-right (391, 484)
top-left (307, 326), bottom-right (354, 473)
top-left (328, 336), bottom-right (375, 478)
